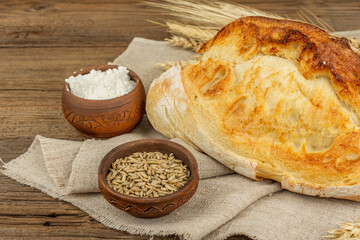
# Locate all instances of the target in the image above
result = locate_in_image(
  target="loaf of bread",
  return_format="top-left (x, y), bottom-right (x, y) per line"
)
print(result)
top-left (146, 16), bottom-right (360, 201)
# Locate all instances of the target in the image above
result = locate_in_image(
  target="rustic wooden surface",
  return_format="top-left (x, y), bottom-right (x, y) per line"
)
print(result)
top-left (0, 0), bottom-right (359, 239)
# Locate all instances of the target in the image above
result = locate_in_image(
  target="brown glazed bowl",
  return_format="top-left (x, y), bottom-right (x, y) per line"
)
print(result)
top-left (62, 65), bottom-right (145, 138)
top-left (98, 139), bottom-right (199, 218)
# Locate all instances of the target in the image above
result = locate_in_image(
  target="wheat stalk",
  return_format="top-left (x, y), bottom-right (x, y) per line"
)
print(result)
top-left (145, 0), bottom-right (360, 57)
top-left (145, 0), bottom-right (281, 29)
top-left (323, 219), bottom-right (360, 239)
top-left (149, 21), bottom-right (217, 50)
top-left (143, 0), bottom-right (284, 51)
top-left (166, 22), bottom-right (218, 42)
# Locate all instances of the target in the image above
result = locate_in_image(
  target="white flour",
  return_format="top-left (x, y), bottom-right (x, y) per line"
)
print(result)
top-left (65, 67), bottom-right (136, 100)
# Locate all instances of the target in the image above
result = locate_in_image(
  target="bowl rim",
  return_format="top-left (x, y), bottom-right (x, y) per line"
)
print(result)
top-left (62, 64), bottom-right (144, 110)
top-left (98, 139), bottom-right (199, 204)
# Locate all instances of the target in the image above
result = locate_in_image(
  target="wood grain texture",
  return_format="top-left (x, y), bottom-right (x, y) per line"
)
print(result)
top-left (0, 0), bottom-right (359, 239)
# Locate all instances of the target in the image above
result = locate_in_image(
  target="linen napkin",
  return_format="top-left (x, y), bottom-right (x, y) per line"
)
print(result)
top-left (1, 120), bottom-right (280, 240)
top-left (2, 33), bottom-right (360, 240)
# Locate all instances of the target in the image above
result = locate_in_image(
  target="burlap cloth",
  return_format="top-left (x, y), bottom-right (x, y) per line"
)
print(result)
top-left (2, 30), bottom-right (360, 240)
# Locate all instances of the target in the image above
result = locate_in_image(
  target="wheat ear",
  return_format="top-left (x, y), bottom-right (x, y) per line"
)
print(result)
top-left (323, 219), bottom-right (360, 239)
top-left (165, 35), bottom-right (201, 50)
top-left (145, 0), bottom-right (360, 51)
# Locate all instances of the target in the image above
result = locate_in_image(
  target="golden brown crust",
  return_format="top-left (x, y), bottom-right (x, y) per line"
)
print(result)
top-left (147, 16), bottom-right (360, 201)
top-left (198, 17), bottom-right (360, 117)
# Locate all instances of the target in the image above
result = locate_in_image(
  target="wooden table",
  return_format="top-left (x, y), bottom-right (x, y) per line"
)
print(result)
top-left (0, 0), bottom-right (359, 239)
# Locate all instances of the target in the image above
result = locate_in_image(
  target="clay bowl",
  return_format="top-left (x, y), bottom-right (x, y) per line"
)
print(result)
top-left (62, 65), bottom-right (145, 138)
top-left (98, 139), bottom-right (199, 218)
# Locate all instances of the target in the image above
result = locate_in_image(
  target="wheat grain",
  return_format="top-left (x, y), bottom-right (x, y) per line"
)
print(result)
top-left (106, 152), bottom-right (190, 198)
top-left (156, 58), bottom-right (198, 71)
top-left (350, 38), bottom-right (360, 50)
top-left (156, 61), bottom-right (177, 70)
top-left (323, 219), bottom-right (360, 239)
top-left (165, 35), bottom-right (201, 50)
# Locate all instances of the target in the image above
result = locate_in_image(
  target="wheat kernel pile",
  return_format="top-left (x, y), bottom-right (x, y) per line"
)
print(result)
top-left (106, 152), bottom-right (190, 198)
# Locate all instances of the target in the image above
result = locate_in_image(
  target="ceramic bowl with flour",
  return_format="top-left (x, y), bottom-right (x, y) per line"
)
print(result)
top-left (62, 65), bottom-right (146, 138)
